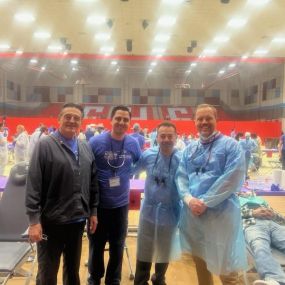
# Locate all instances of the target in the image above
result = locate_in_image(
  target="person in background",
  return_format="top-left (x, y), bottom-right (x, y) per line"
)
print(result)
top-left (239, 192), bottom-right (285, 285)
top-left (133, 121), bottom-right (182, 285)
top-left (0, 123), bottom-right (8, 175)
top-left (150, 128), bottom-right (158, 148)
top-left (87, 105), bottom-right (141, 285)
top-left (28, 125), bottom-right (48, 158)
top-left (14, 124), bottom-right (29, 164)
top-left (78, 129), bottom-right (87, 141)
top-left (26, 103), bottom-right (99, 285)
top-left (230, 128), bottom-right (236, 138)
top-left (130, 123), bottom-right (145, 151)
top-left (279, 131), bottom-right (285, 170)
top-left (239, 132), bottom-right (257, 179)
top-left (176, 104), bottom-right (247, 285)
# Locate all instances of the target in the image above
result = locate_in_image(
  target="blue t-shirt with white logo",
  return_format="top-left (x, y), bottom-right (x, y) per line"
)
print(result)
top-left (89, 131), bottom-right (141, 208)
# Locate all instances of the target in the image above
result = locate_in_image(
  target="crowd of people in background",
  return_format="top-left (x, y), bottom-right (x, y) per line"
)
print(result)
top-left (0, 104), bottom-right (284, 285)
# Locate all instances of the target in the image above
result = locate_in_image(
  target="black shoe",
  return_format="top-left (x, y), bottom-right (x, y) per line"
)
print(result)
top-left (151, 274), bottom-right (166, 285)
top-left (87, 276), bottom-right (101, 285)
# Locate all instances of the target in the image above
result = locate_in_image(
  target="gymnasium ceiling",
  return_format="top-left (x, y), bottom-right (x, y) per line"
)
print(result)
top-left (0, 0), bottom-right (285, 82)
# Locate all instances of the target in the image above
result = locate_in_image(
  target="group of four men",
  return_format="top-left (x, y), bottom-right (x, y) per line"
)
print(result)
top-left (25, 103), bottom-right (273, 285)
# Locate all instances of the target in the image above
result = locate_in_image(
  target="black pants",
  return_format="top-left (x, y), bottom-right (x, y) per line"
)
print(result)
top-left (36, 221), bottom-right (85, 285)
top-left (134, 260), bottom-right (168, 285)
top-left (88, 205), bottom-right (128, 285)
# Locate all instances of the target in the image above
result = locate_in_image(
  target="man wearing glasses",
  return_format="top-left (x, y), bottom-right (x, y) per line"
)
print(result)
top-left (87, 105), bottom-right (141, 285)
top-left (176, 104), bottom-right (247, 285)
top-left (26, 103), bottom-right (99, 285)
top-left (133, 121), bottom-right (182, 285)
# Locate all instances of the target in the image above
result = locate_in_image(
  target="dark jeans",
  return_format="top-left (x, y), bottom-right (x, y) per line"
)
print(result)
top-left (88, 205), bottom-right (128, 285)
top-left (36, 221), bottom-right (85, 285)
top-left (134, 260), bottom-right (168, 285)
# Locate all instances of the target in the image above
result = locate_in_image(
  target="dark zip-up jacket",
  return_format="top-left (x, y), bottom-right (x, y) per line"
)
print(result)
top-left (25, 134), bottom-right (99, 225)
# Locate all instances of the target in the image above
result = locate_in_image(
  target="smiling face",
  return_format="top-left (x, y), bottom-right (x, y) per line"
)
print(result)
top-left (111, 109), bottom-right (131, 139)
top-left (195, 106), bottom-right (217, 138)
top-left (58, 107), bottom-right (82, 139)
top-left (156, 125), bottom-right (177, 155)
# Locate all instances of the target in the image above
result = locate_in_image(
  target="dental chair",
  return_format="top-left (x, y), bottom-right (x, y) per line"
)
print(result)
top-left (0, 162), bottom-right (36, 285)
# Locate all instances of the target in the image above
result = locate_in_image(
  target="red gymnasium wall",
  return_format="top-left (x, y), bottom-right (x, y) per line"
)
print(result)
top-left (5, 117), bottom-right (281, 141)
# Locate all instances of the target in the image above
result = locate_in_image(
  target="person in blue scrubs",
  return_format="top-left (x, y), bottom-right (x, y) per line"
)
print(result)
top-left (133, 121), bottom-right (182, 285)
top-left (176, 104), bottom-right (247, 285)
top-left (88, 105), bottom-right (142, 285)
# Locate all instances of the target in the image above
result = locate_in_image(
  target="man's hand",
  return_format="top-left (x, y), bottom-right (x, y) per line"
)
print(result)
top-left (28, 223), bottom-right (43, 242)
top-left (89, 215), bottom-right (98, 234)
top-left (253, 207), bottom-right (274, 219)
top-left (189, 197), bottom-right (207, 216)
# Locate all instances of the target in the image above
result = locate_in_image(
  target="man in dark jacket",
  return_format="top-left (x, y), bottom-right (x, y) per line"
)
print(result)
top-left (26, 103), bottom-right (99, 285)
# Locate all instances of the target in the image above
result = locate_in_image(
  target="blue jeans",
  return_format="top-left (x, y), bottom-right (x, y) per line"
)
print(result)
top-left (244, 219), bottom-right (285, 283)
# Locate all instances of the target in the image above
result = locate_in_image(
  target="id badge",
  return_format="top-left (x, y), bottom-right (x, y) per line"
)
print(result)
top-left (109, 176), bottom-right (120, 188)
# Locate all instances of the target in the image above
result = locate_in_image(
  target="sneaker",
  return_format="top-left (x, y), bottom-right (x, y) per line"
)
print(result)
top-left (253, 280), bottom-right (280, 285)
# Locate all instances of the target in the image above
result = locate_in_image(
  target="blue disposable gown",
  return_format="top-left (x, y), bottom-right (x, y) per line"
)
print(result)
top-left (176, 135), bottom-right (248, 275)
top-left (134, 148), bottom-right (182, 262)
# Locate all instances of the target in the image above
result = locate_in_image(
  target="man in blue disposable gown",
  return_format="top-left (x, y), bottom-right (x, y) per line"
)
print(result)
top-left (133, 121), bottom-right (182, 285)
top-left (239, 132), bottom-right (257, 179)
top-left (176, 104), bottom-right (247, 285)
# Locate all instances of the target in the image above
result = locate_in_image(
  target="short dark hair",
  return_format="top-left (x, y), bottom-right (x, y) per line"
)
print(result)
top-left (194, 104), bottom-right (217, 119)
top-left (60, 103), bottom-right (84, 117)
top-left (110, 105), bottom-right (131, 119)
top-left (157, 121), bottom-right (177, 133)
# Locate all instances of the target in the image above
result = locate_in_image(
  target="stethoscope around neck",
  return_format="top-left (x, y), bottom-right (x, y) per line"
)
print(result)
top-left (189, 137), bottom-right (218, 175)
top-left (151, 148), bottom-right (175, 186)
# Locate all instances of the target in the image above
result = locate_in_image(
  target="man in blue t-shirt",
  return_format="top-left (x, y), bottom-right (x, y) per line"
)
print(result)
top-left (87, 105), bottom-right (141, 285)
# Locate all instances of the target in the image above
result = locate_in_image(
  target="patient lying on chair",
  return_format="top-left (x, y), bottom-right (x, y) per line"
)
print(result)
top-left (239, 193), bottom-right (285, 285)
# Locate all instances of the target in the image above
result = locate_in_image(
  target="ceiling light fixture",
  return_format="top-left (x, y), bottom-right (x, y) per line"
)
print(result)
top-left (247, 0), bottom-right (270, 5)
top-left (34, 32), bottom-right (51, 39)
top-left (95, 33), bottom-right (111, 41)
top-left (154, 34), bottom-right (170, 42)
top-left (100, 46), bottom-right (114, 53)
top-left (253, 49), bottom-right (268, 55)
top-left (272, 37), bottom-right (285, 43)
top-left (87, 15), bottom-right (106, 25)
top-left (0, 44), bottom-right (10, 50)
top-left (30, 59), bottom-right (38, 64)
top-left (158, 16), bottom-right (176, 27)
top-left (152, 48), bottom-right (166, 54)
top-left (14, 12), bottom-right (35, 22)
top-left (47, 45), bottom-right (63, 51)
top-left (214, 36), bottom-right (229, 43)
top-left (228, 18), bottom-right (247, 28)
top-left (162, 0), bottom-right (184, 5)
